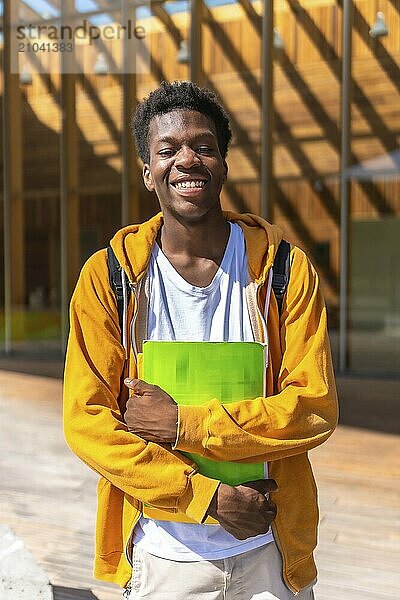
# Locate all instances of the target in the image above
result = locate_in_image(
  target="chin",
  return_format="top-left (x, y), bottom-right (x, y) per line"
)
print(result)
top-left (161, 197), bottom-right (221, 223)
top-left (178, 203), bottom-right (220, 223)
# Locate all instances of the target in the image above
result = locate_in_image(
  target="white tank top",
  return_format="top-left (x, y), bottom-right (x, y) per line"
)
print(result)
top-left (133, 222), bottom-right (273, 560)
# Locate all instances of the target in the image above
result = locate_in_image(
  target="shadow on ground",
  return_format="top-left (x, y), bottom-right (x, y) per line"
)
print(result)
top-left (52, 586), bottom-right (99, 599)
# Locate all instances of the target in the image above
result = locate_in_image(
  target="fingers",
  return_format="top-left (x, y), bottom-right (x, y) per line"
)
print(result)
top-left (241, 479), bottom-right (278, 495)
top-left (265, 500), bottom-right (277, 520)
top-left (124, 378), bottom-right (155, 393)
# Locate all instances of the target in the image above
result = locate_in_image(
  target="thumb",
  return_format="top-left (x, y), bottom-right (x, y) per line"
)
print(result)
top-left (241, 479), bottom-right (278, 496)
top-left (124, 378), bottom-right (154, 394)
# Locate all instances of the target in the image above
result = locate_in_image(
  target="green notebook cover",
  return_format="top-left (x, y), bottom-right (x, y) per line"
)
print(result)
top-left (142, 341), bottom-right (265, 486)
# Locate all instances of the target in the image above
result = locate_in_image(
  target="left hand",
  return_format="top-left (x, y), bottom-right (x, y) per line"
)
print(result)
top-left (124, 378), bottom-right (178, 443)
top-left (206, 479), bottom-right (277, 540)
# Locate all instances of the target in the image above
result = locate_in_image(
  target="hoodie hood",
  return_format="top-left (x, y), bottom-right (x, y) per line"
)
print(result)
top-left (110, 210), bottom-right (283, 284)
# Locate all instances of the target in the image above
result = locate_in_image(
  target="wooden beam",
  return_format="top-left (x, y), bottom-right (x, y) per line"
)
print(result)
top-left (152, 3), bottom-right (183, 47)
top-left (237, 0), bottom-right (262, 33)
top-left (2, 0), bottom-right (25, 353)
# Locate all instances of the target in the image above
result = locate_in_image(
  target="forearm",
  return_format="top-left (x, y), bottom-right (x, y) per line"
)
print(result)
top-left (64, 255), bottom-right (218, 523)
top-left (175, 388), bottom-right (336, 463)
top-left (175, 350), bottom-right (338, 462)
top-left (64, 394), bottom-right (218, 521)
top-left (175, 250), bottom-right (338, 463)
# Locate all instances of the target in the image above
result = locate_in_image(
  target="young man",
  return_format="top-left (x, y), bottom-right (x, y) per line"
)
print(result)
top-left (63, 81), bottom-right (338, 599)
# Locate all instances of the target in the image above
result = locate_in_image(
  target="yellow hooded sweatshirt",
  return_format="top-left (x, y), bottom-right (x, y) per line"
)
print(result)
top-left (63, 211), bottom-right (338, 594)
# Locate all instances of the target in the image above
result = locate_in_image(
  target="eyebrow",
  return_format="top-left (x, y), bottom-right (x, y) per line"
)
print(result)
top-left (155, 132), bottom-right (215, 145)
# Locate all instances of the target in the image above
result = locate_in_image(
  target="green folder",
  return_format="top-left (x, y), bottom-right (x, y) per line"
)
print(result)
top-left (142, 341), bottom-right (265, 486)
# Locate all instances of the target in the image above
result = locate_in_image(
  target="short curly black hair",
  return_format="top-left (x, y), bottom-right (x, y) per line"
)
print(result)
top-left (132, 80), bottom-right (232, 163)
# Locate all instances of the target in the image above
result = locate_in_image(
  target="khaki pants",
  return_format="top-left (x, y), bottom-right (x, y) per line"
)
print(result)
top-left (125, 542), bottom-right (315, 600)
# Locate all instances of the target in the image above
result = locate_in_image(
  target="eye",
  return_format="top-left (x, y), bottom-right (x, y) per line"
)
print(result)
top-left (158, 148), bottom-right (175, 158)
top-left (196, 146), bottom-right (213, 155)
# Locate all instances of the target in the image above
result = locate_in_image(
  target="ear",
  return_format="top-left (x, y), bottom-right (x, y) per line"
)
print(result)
top-left (222, 159), bottom-right (228, 182)
top-left (142, 163), bottom-right (154, 192)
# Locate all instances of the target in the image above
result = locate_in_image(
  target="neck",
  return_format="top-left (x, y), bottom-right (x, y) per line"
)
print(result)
top-left (159, 207), bottom-right (230, 261)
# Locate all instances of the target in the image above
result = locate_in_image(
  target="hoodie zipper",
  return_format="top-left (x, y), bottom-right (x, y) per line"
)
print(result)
top-left (255, 272), bottom-right (272, 394)
top-left (123, 279), bottom-right (145, 569)
top-left (129, 280), bottom-right (142, 362)
top-left (272, 523), bottom-right (299, 594)
top-left (124, 512), bottom-right (141, 568)
top-left (255, 273), bottom-right (298, 595)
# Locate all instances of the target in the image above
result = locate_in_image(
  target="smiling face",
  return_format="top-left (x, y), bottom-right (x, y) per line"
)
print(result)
top-left (142, 109), bottom-right (228, 224)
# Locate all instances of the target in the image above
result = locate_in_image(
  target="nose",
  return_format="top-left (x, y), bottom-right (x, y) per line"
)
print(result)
top-left (174, 145), bottom-right (201, 168)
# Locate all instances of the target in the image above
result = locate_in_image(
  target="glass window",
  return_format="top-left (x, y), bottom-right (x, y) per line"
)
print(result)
top-left (349, 175), bottom-right (400, 374)
top-left (347, 0), bottom-right (400, 375)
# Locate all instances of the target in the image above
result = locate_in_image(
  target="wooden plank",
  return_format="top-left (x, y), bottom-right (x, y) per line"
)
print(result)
top-left (1, 370), bottom-right (400, 599)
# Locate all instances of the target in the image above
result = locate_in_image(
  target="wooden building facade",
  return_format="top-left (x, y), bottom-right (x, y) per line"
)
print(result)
top-left (0, 0), bottom-right (399, 375)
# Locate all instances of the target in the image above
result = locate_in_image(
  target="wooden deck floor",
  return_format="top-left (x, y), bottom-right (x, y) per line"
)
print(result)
top-left (1, 370), bottom-right (399, 600)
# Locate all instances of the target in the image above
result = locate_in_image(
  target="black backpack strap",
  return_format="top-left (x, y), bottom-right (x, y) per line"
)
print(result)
top-left (272, 240), bottom-right (291, 316)
top-left (106, 245), bottom-right (130, 410)
top-left (107, 245), bottom-right (124, 331)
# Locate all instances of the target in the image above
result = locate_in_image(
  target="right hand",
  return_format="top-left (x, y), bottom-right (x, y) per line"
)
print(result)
top-left (206, 479), bottom-right (277, 540)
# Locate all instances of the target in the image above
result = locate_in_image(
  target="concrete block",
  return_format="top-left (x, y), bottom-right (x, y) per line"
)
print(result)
top-left (0, 524), bottom-right (53, 600)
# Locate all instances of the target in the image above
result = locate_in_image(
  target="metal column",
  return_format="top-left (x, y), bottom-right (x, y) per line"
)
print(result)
top-left (339, 0), bottom-right (353, 373)
top-left (2, 0), bottom-right (25, 354)
top-left (121, 0), bottom-right (140, 225)
top-left (60, 1), bottom-right (80, 352)
top-left (261, 0), bottom-right (274, 221)
top-left (190, 0), bottom-right (203, 84)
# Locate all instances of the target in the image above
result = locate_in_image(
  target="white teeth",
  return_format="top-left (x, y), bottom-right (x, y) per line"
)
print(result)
top-left (174, 180), bottom-right (206, 189)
